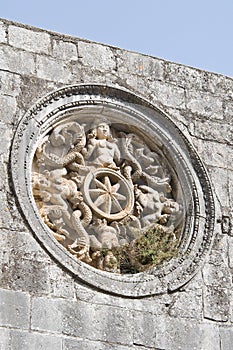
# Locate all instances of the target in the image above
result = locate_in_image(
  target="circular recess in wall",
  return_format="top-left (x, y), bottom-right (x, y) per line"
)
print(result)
top-left (11, 84), bottom-right (215, 297)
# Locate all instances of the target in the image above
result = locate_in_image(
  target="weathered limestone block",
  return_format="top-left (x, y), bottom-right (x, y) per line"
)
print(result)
top-left (0, 70), bottom-right (22, 97)
top-left (150, 80), bottom-right (185, 109)
top-left (0, 328), bottom-right (11, 349)
top-left (78, 41), bottom-right (116, 71)
top-left (0, 193), bottom-right (15, 228)
top-left (189, 119), bottom-right (232, 145)
top-left (0, 122), bottom-right (13, 157)
top-left (31, 296), bottom-right (134, 345)
top-left (0, 21), bottom-right (7, 43)
top-left (0, 45), bottom-right (35, 75)
top-left (52, 39), bottom-right (78, 61)
top-left (223, 100), bottom-right (233, 122)
top-left (203, 252), bottom-right (232, 322)
top-left (186, 90), bottom-right (223, 120)
top-left (202, 258), bottom-right (232, 289)
top-left (208, 74), bottom-right (233, 99)
top-left (167, 289), bottom-right (203, 320)
top-left (117, 50), bottom-right (164, 80)
top-left (219, 327), bottom-right (233, 350)
top-left (1, 254), bottom-right (50, 294)
top-left (133, 311), bottom-right (157, 348)
top-left (8, 25), bottom-right (51, 54)
top-left (228, 237), bottom-right (233, 269)
top-left (48, 265), bottom-right (75, 299)
top-left (0, 289), bottom-right (30, 329)
top-left (155, 317), bottom-right (220, 350)
top-left (229, 170), bottom-right (233, 209)
top-left (164, 61), bottom-right (210, 92)
top-left (208, 167), bottom-right (230, 208)
top-left (203, 286), bottom-right (230, 322)
top-left (63, 339), bottom-right (137, 350)
top-left (36, 55), bottom-right (72, 83)
top-left (10, 330), bottom-right (63, 350)
top-left (0, 95), bottom-right (17, 124)
top-left (192, 139), bottom-right (232, 170)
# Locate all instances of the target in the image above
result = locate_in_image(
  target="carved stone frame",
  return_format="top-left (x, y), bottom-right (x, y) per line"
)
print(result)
top-left (11, 84), bottom-right (215, 297)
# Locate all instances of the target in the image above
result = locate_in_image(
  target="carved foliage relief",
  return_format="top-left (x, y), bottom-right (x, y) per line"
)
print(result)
top-left (32, 118), bottom-right (183, 273)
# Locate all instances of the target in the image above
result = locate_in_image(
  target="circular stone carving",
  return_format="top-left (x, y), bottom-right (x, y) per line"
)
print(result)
top-left (83, 168), bottom-right (134, 220)
top-left (11, 84), bottom-right (215, 297)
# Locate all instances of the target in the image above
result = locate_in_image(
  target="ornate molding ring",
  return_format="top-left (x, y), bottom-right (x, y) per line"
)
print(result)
top-left (11, 84), bottom-right (215, 297)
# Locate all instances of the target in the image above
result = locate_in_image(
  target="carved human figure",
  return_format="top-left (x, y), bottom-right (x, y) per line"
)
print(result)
top-left (83, 120), bottom-right (121, 169)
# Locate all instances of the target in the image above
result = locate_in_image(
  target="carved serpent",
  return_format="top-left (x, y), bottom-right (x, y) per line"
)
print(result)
top-left (37, 123), bottom-right (86, 168)
top-left (119, 132), bottom-right (142, 182)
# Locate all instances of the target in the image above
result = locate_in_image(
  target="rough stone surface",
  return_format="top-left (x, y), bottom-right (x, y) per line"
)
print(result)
top-left (0, 45), bottom-right (35, 75)
top-left (0, 328), bottom-right (11, 349)
top-left (0, 289), bottom-right (30, 329)
top-left (0, 18), bottom-right (232, 350)
top-left (10, 330), bottom-right (63, 350)
top-left (78, 41), bottom-right (116, 71)
top-left (8, 25), bottom-right (51, 54)
top-left (219, 327), bottom-right (233, 350)
top-left (36, 55), bottom-right (72, 83)
top-left (0, 21), bottom-right (7, 43)
top-left (52, 39), bottom-right (78, 61)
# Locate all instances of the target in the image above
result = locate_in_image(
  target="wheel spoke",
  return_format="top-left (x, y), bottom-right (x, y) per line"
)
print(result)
top-left (104, 176), bottom-right (112, 192)
top-left (89, 188), bottom-right (106, 196)
top-left (94, 194), bottom-right (107, 208)
top-left (94, 178), bottom-right (107, 191)
top-left (112, 183), bottom-right (120, 192)
top-left (112, 197), bottom-right (123, 212)
top-left (114, 193), bottom-right (126, 201)
top-left (103, 195), bottom-right (112, 214)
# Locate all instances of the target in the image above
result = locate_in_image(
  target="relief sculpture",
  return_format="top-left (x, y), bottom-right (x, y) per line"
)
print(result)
top-left (32, 118), bottom-right (182, 273)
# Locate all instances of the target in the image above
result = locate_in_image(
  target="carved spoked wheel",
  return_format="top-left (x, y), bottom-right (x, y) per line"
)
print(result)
top-left (83, 168), bottom-right (134, 221)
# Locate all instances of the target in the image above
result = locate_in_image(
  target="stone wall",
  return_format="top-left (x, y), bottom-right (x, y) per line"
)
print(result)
top-left (0, 18), bottom-right (232, 350)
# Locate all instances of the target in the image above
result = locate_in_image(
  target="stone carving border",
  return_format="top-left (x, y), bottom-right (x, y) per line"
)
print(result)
top-left (11, 84), bottom-right (215, 297)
